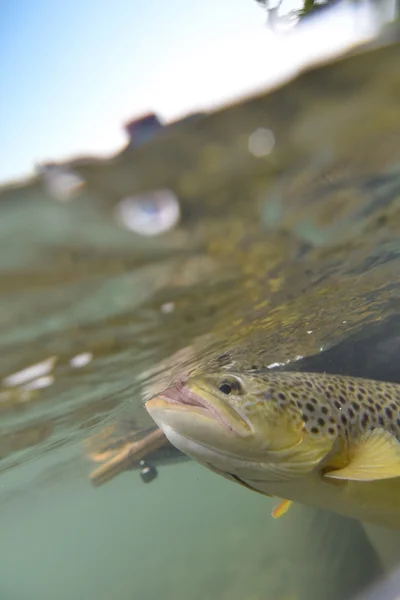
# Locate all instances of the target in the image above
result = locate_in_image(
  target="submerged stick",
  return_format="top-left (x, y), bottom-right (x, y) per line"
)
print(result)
top-left (89, 428), bottom-right (167, 487)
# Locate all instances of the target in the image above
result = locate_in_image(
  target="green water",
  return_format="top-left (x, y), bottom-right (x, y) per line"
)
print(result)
top-left (0, 457), bottom-right (287, 600)
top-left (2, 31), bottom-right (400, 599)
top-left (0, 447), bottom-right (385, 600)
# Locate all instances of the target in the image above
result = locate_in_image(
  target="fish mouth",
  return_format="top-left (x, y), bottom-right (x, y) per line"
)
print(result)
top-left (146, 382), bottom-right (250, 436)
top-left (158, 383), bottom-right (207, 409)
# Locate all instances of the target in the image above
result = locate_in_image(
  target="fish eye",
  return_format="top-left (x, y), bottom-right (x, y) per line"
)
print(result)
top-left (219, 383), bottom-right (232, 394)
top-left (218, 377), bottom-right (243, 395)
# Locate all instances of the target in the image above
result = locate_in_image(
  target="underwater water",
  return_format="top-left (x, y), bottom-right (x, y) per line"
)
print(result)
top-left (2, 26), bottom-right (400, 600)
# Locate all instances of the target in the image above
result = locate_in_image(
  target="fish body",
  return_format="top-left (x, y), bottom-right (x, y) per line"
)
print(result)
top-left (145, 371), bottom-right (400, 529)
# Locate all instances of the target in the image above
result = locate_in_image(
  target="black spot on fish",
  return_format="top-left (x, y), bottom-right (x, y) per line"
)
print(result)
top-left (317, 417), bottom-right (325, 427)
top-left (352, 401), bottom-right (360, 411)
top-left (321, 406), bottom-right (329, 415)
top-left (311, 426), bottom-right (319, 434)
top-left (328, 427), bottom-right (335, 435)
top-left (385, 407), bottom-right (393, 419)
top-left (361, 414), bottom-right (369, 427)
top-left (306, 402), bottom-right (315, 412)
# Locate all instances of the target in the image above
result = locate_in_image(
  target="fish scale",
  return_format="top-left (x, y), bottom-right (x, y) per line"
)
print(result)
top-left (262, 371), bottom-right (400, 440)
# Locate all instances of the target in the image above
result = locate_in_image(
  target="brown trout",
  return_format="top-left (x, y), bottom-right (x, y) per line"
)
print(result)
top-left (145, 371), bottom-right (400, 529)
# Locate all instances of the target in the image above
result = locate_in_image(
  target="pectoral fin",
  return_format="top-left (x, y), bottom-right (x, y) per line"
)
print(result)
top-left (271, 499), bottom-right (293, 519)
top-left (324, 429), bottom-right (400, 482)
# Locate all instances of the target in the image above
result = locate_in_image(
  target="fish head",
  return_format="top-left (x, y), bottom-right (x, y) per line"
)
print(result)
top-left (145, 372), bottom-right (334, 481)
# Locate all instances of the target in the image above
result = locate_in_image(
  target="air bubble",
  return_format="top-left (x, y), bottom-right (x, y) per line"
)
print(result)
top-left (115, 189), bottom-right (180, 236)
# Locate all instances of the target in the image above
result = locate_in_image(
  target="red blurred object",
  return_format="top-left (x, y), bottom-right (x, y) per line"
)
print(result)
top-left (124, 113), bottom-right (163, 147)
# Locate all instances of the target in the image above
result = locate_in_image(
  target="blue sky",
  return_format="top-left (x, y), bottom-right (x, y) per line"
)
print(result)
top-left (0, 0), bottom-right (266, 182)
top-left (0, 0), bottom-right (378, 184)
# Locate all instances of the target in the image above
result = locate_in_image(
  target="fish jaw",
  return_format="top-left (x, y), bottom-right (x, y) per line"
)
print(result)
top-left (144, 400), bottom-right (279, 485)
top-left (145, 382), bottom-right (255, 458)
